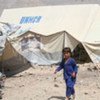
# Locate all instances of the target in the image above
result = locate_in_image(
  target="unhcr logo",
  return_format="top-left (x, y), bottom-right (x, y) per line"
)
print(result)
top-left (20, 16), bottom-right (42, 24)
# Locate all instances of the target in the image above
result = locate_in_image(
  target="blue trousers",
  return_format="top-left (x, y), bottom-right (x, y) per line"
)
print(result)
top-left (65, 79), bottom-right (75, 97)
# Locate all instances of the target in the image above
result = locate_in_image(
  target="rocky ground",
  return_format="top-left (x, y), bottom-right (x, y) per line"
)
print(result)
top-left (1, 63), bottom-right (100, 100)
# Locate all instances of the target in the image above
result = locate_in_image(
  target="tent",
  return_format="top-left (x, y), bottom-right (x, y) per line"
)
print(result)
top-left (0, 38), bottom-right (31, 76)
top-left (0, 41), bottom-right (31, 76)
top-left (0, 4), bottom-right (100, 65)
top-left (0, 24), bottom-right (31, 76)
top-left (8, 30), bottom-right (79, 65)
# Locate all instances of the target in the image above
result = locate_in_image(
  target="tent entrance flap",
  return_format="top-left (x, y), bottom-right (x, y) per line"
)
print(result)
top-left (82, 42), bottom-right (100, 64)
top-left (73, 43), bottom-right (92, 63)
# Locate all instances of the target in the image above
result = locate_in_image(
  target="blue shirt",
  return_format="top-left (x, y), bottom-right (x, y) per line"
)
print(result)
top-left (56, 57), bottom-right (78, 80)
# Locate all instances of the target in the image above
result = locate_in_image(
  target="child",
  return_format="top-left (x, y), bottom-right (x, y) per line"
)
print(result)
top-left (54, 47), bottom-right (78, 100)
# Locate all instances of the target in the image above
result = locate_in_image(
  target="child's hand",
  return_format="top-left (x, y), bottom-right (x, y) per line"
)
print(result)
top-left (54, 70), bottom-right (57, 74)
top-left (72, 72), bottom-right (76, 78)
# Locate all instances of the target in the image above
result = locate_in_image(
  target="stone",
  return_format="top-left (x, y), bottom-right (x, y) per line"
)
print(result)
top-left (54, 84), bottom-right (59, 87)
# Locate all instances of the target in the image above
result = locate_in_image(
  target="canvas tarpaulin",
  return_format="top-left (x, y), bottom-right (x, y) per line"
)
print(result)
top-left (0, 22), bottom-right (79, 66)
top-left (9, 31), bottom-right (79, 65)
top-left (0, 36), bottom-right (6, 56)
top-left (0, 23), bottom-right (31, 75)
top-left (83, 42), bottom-right (100, 63)
top-left (0, 4), bottom-right (100, 64)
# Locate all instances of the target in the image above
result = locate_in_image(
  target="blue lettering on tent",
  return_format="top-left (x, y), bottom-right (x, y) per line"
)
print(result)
top-left (20, 16), bottom-right (42, 24)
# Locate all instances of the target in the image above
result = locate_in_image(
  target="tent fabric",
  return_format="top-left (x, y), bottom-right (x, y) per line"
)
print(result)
top-left (0, 24), bottom-right (31, 75)
top-left (0, 36), bottom-right (6, 56)
top-left (81, 7), bottom-right (100, 43)
top-left (9, 31), bottom-right (78, 65)
top-left (0, 4), bottom-right (100, 64)
top-left (82, 42), bottom-right (100, 63)
top-left (0, 4), bottom-right (98, 39)
top-left (0, 39), bottom-right (31, 75)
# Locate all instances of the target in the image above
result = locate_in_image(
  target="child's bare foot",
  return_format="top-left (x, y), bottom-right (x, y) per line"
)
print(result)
top-left (66, 97), bottom-right (70, 100)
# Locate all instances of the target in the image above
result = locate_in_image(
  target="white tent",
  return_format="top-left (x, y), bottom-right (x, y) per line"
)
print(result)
top-left (9, 30), bottom-right (79, 65)
top-left (0, 4), bottom-right (100, 64)
top-left (0, 23), bottom-right (31, 76)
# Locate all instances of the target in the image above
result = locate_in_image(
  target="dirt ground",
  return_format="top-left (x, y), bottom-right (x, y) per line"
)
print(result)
top-left (2, 63), bottom-right (100, 100)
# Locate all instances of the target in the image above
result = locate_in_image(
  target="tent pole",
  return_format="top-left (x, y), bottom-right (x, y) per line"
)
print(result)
top-left (63, 31), bottom-right (66, 49)
top-left (62, 31), bottom-right (66, 59)
top-left (1, 51), bottom-right (4, 74)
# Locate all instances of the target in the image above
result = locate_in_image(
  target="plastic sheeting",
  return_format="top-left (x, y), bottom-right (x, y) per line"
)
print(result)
top-left (0, 36), bottom-right (6, 56)
top-left (10, 31), bottom-right (78, 65)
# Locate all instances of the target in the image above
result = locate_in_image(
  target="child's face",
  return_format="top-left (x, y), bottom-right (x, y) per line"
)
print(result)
top-left (63, 52), bottom-right (70, 59)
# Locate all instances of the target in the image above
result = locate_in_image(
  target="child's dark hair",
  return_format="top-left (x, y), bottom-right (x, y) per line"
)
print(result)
top-left (62, 47), bottom-right (72, 54)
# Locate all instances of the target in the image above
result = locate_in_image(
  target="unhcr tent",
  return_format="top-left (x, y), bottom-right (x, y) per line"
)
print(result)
top-left (8, 30), bottom-right (79, 65)
top-left (0, 23), bottom-right (31, 76)
top-left (0, 4), bottom-right (100, 65)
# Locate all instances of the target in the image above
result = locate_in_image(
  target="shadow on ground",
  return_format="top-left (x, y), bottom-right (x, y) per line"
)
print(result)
top-left (48, 96), bottom-right (65, 100)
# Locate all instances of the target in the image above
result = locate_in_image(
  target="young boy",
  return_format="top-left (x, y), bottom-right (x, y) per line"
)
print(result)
top-left (54, 47), bottom-right (78, 100)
